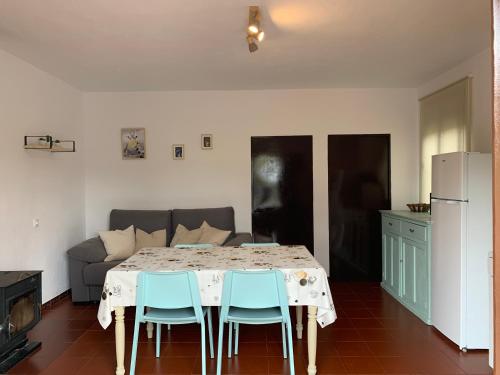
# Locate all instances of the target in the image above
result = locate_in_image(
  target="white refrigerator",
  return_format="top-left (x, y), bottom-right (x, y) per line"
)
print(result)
top-left (431, 151), bottom-right (492, 350)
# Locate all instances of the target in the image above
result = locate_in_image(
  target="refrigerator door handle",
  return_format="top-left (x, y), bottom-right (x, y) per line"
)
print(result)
top-left (431, 198), bottom-right (464, 204)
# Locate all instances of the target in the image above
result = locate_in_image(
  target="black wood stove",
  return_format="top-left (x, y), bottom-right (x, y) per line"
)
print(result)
top-left (0, 271), bottom-right (42, 373)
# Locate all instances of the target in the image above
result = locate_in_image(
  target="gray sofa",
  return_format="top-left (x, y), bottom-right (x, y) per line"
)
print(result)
top-left (67, 207), bottom-right (252, 302)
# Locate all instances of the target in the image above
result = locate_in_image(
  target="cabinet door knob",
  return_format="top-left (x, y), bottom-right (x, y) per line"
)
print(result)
top-left (409, 229), bottom-right (414, 233)
top-left (388, 222), bottom-right (392, 226)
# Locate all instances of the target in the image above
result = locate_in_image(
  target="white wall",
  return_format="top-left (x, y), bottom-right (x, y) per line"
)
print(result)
top-left (0, 50), bottom-right (84, 303)
top-left (418, 48), bottom-right (492, 152)
top-left (0, 43), bottom-right (491, 297)
top-left (82, 89), bottom-right (419, 272)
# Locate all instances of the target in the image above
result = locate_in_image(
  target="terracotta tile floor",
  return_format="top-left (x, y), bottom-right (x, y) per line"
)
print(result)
top-left (7, 282), bottom-right (492, 374)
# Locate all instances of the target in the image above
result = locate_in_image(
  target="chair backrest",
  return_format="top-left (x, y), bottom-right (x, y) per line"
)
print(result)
top-left (220, 270), bottom-right (290, 317)
top-left (240, 242), bottom-right (280, 247)
top-left (135, 271), bottom-right (203, 322)
top-left (174, 243), bottom-right (214, 249)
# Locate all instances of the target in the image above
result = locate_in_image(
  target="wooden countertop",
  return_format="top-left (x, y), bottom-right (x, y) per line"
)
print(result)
top-left (379, 210), bottom-right (432, 224)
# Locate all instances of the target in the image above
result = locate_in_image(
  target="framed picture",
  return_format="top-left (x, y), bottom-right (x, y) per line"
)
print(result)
top-left (172, 144), bottom-right (185, 160)
top-left (201, 134), bottom-right (213, 149)
top-left (121, 128), bottom-right (145, 159)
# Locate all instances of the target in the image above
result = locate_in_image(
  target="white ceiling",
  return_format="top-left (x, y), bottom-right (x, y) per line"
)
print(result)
top-left (0, 0), bottom-right (491, 91)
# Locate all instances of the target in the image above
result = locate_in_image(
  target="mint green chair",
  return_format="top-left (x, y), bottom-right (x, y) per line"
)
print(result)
top-left (129, 271), bottom-right (214, 375)
top-left (235, 242), bottom-right (283, 357)
top-left (240, 242), bottom-right (280, 247)
top-left (216, 270), bottom-right (294, 375)
top-left (174, 243), bottom-right (214, 249)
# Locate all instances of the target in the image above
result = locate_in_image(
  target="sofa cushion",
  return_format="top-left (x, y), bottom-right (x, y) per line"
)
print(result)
top-left (135, 228), bottom-right (167, 252)
top-left (172, 207), bottom-right (235, 233)
top-left (170, 224), bottom-right (203, 246)
top-left (99, 225), bottom-right (136, 261)
top-left (109, 209), bottom-right (172, 234)
top-left (83, 261), bottom-right (122, 286)
top-left (198, 221), bottom-right (231, 245)
top-left (67, 237), bottom-right (108, 263)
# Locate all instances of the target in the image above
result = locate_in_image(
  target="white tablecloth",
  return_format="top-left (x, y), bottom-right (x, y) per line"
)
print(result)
top-left (98, 245), bottom-right (337, 329)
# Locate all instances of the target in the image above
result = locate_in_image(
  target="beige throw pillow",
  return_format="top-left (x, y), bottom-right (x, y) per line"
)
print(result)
top-left (99, 225), bottom-right (135, 262)
top-left (198, 221), bottom-right (231, 246)
top-left (135, 228), bottom-right (167, 252)
top-left (170, 224), bottom-right (203, 246)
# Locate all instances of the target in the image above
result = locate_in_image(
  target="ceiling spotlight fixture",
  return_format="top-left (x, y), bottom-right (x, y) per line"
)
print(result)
top-left (247, 36), bottom-right (258, 53)
top-left (247, 6), bottom-right (264, 53)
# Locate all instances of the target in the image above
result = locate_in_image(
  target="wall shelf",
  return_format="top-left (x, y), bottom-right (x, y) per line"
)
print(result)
top-left (24, 135), bottom-right (75, 153)
top-left (50, 140), bottom-right (75, 153)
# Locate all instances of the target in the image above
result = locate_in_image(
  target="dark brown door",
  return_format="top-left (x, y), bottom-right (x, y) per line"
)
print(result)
top-left (328, 134), bottom-right (391, 281)
top-left (251, 136), bottom-right (314, 253)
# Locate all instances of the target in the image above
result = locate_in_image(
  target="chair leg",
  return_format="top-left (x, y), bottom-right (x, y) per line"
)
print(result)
top-left (129, 320), bottom-right (141, 375)
top-left (216, 318), bottom-right (224, 375)
top-left (228, 321), bottom-right (233, 358)
top-left (234, 323), bottom-right (239, 355)
top-left (282, 323), bottom-right (287, 359)
top-left (207, 307), bottom-right (214, 358)
top-left (156, 323), bottom-right (161, 358)
top-left (201, 322), bottom-right (206, 375)
top-left (286, 322), bottom-right (295, 375)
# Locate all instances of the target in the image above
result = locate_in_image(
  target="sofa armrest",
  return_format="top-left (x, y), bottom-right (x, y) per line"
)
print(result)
top-left (67, 237), bottom-right (107, 263)
top-left (224, 232), bottom-right (253, 246)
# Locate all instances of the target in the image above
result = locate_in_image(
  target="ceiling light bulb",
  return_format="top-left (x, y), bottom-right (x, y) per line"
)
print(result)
top-left (257, 30), bottom-right (265, 42)
top-left (248, 25), bottom-right (259, 34)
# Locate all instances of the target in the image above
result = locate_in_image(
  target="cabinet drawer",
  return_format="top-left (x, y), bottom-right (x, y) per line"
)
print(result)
top-left (382, 216), bottom-right (401, 234)
top-left (401, 221), bottom-right (427, 242)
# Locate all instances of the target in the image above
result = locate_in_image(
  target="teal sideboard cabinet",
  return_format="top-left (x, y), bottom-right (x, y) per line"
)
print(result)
top-left (380, 210), bottom-right (432, 324)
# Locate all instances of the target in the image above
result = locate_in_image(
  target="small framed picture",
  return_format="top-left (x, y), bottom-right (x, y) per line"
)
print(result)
top-left (121, 128), bottom-right (145, 159)
top-left (172, 144), bottom-right (185, 160)
top-left (201, 134), bottom-right (213, 149)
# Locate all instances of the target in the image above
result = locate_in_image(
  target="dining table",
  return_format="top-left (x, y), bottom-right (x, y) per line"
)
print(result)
top-left (97, 245), bottom-right (336, 375)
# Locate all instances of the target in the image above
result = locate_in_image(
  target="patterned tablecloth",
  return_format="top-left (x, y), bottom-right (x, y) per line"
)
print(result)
top-left (98, 245), bottom-right (337, 329)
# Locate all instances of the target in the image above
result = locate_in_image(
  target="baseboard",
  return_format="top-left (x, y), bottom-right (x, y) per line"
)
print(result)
top-left (41, 289), bottom-right (70, 311)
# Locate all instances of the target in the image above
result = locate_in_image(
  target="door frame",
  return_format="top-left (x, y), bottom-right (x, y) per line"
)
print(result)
top-left (492, 0), bottom-right (499, 371)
